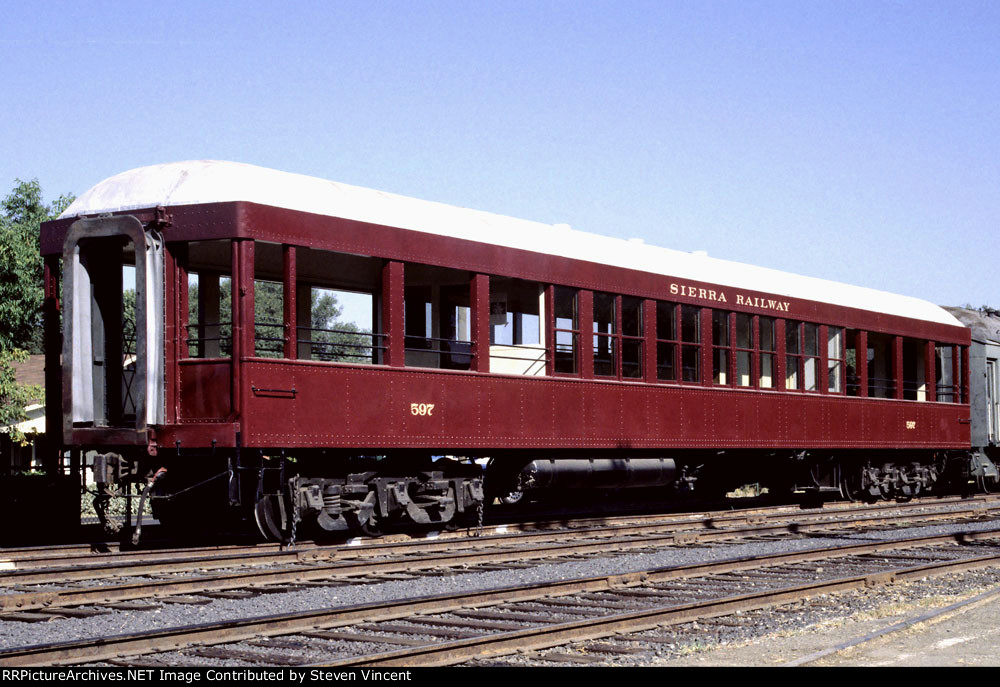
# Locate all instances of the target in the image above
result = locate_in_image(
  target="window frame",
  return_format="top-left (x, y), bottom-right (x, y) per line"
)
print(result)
top-left (758, 315), bottom-right (776, 390)
top-left (592, 291), bottom-right (617, 378)
top-left (784, 320), bottom-right (821, 393)
top-left (654, 300), bottom-right (679, 383)
top-left (620, 295), bottom-right (644, 380)
top-left (712, 310), bottom-right (731, 386)
top-left (827, 326), bottom-right (845, 395)
top-left (552, 285), bottom-right (580, 376)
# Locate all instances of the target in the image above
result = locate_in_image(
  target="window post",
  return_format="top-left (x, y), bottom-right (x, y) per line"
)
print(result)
top-left (953, 345), bottom-right (962, 404)
top-left (615, 295), bottom-right (623, 380)
top-left (643, 299), bottom-right (657, 384)
top-left (857, 331), bottom-right (868, 397)
top-left (925, 341), bottom-right (936, 402)
top-left (470, 273), bottom-right (490, 373)
top-left (728, 312), bottom-right (736, 386)
top-left (579, 290), bottom-right (594, 378)
top-left (382, 260), bottom-right (405, 367)
top-left (238, 240), bottom-right (255, 360)
top-left (775, 319), bottom-right (787, 392)
top-left (962, 346), bottom-right (969, 404)
top-left (893, 336), bottom-right (904, 400)
top-left (230, 239), bottom-right (253, 417)
top-left (545, 286), bottom-right (555, 376)
top-left (175, 246), bottom-right (189, 360)
top-left (700, 307), bottom-right (712, 386)
top-left (283, 245), bottom-right (297, 359)
top-left (751, 315), bottom-right (760, 390)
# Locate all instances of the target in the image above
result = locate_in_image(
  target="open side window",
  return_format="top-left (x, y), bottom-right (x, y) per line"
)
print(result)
top-left (489, 277), bottom-right (545, 375)
top-left (293, 246), bottom-right (382, 364)
top-left (404, 264), bottom-right (473, 370)
top-left (184, 239), bottom-right (233, 359)
top-left (867, 332), bottom-right (896, 399)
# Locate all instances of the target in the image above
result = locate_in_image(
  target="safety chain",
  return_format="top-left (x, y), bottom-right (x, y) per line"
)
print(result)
top-left (474, 498), bottom-right (484, 537)
top-left (288, 501), bottom-right (300, 549)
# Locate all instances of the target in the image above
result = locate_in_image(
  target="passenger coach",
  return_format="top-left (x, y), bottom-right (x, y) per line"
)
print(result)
top-left (39, 161), bottom-right (978, 539)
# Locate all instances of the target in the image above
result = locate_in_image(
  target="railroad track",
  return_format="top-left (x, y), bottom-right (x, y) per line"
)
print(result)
top-left (4, 494), bottom-right (996, 574)
top-left (2, 497), bottom-right (998, 619)
top-left (3, 527), bottom-right (1000, 666)
top-left (3, 494), bottom-right (993, 568)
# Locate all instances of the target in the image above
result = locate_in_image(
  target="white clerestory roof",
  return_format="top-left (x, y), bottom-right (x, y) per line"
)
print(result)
top-left (61, 160), bottom-right (962, 328)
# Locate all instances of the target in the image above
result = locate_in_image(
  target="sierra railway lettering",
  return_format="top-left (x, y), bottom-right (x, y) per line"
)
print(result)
top-left (669, 283), bottom-right (791, 312)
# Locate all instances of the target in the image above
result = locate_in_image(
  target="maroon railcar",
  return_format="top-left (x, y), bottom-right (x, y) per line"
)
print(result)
top-left (40, 161), bottom-right (972, 538)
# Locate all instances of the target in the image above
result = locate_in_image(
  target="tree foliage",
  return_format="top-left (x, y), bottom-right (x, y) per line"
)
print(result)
top-left (0, 180), bottom-right (74, 445)
top-left (0, 349), bottom-right (42, 445)
top-left (0, 180), bottom-right (72, 353)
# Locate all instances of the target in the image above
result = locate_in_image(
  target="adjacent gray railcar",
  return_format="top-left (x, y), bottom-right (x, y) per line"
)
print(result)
top-left (944, 307), bottom-right (1000, 489)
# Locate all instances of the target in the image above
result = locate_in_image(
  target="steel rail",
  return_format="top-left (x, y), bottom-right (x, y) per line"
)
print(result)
top-left (323, 550), bottom-right (1000, 668)
top-left (3, 528), bottom-right (1000, 666)
top-left (2, 493), bottom-right (993, 568)
top-left (0, 541), bottom-right (280, 570)
top-left (4, 498), bottom-right (997, 585)
top-left (4, 510), bottom-right (1000, 613)
top-left (504, 493), bottom-right (996, 526)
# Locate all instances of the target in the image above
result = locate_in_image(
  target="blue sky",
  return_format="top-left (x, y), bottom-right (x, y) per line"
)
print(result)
top-left (2, 1), bottom-right (998, 309)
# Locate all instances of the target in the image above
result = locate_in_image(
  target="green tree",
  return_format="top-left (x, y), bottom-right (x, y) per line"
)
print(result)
top-left (123, 288), bottom-right (137, 356)
top-left (0, 180), bottom-right (73, 445)
top-left (0, 180), bottom-right (71, 352)
top-left (309, 290), bottom-right (371, 362)
top-left (0, 349), bottom-right (42, 445)
top-left (253, 280), bottom-right (284, 357)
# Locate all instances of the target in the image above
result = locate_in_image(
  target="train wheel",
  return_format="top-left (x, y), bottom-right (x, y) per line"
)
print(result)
top-left (500, 489), bottom-right (524, 505)
top-left (254, 494), bottom-right (286, 542)
top-left (978, 474), bottom-right (999, 494)
top-left (843, 466), bottom-right (882, 504)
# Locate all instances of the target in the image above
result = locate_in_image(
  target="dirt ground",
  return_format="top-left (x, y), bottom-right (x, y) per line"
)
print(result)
top-left (654, 584), bottom-right (1000, 667)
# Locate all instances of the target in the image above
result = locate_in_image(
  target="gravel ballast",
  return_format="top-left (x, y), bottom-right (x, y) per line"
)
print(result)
top-left (3, 517), bottom-right (1000, 662)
